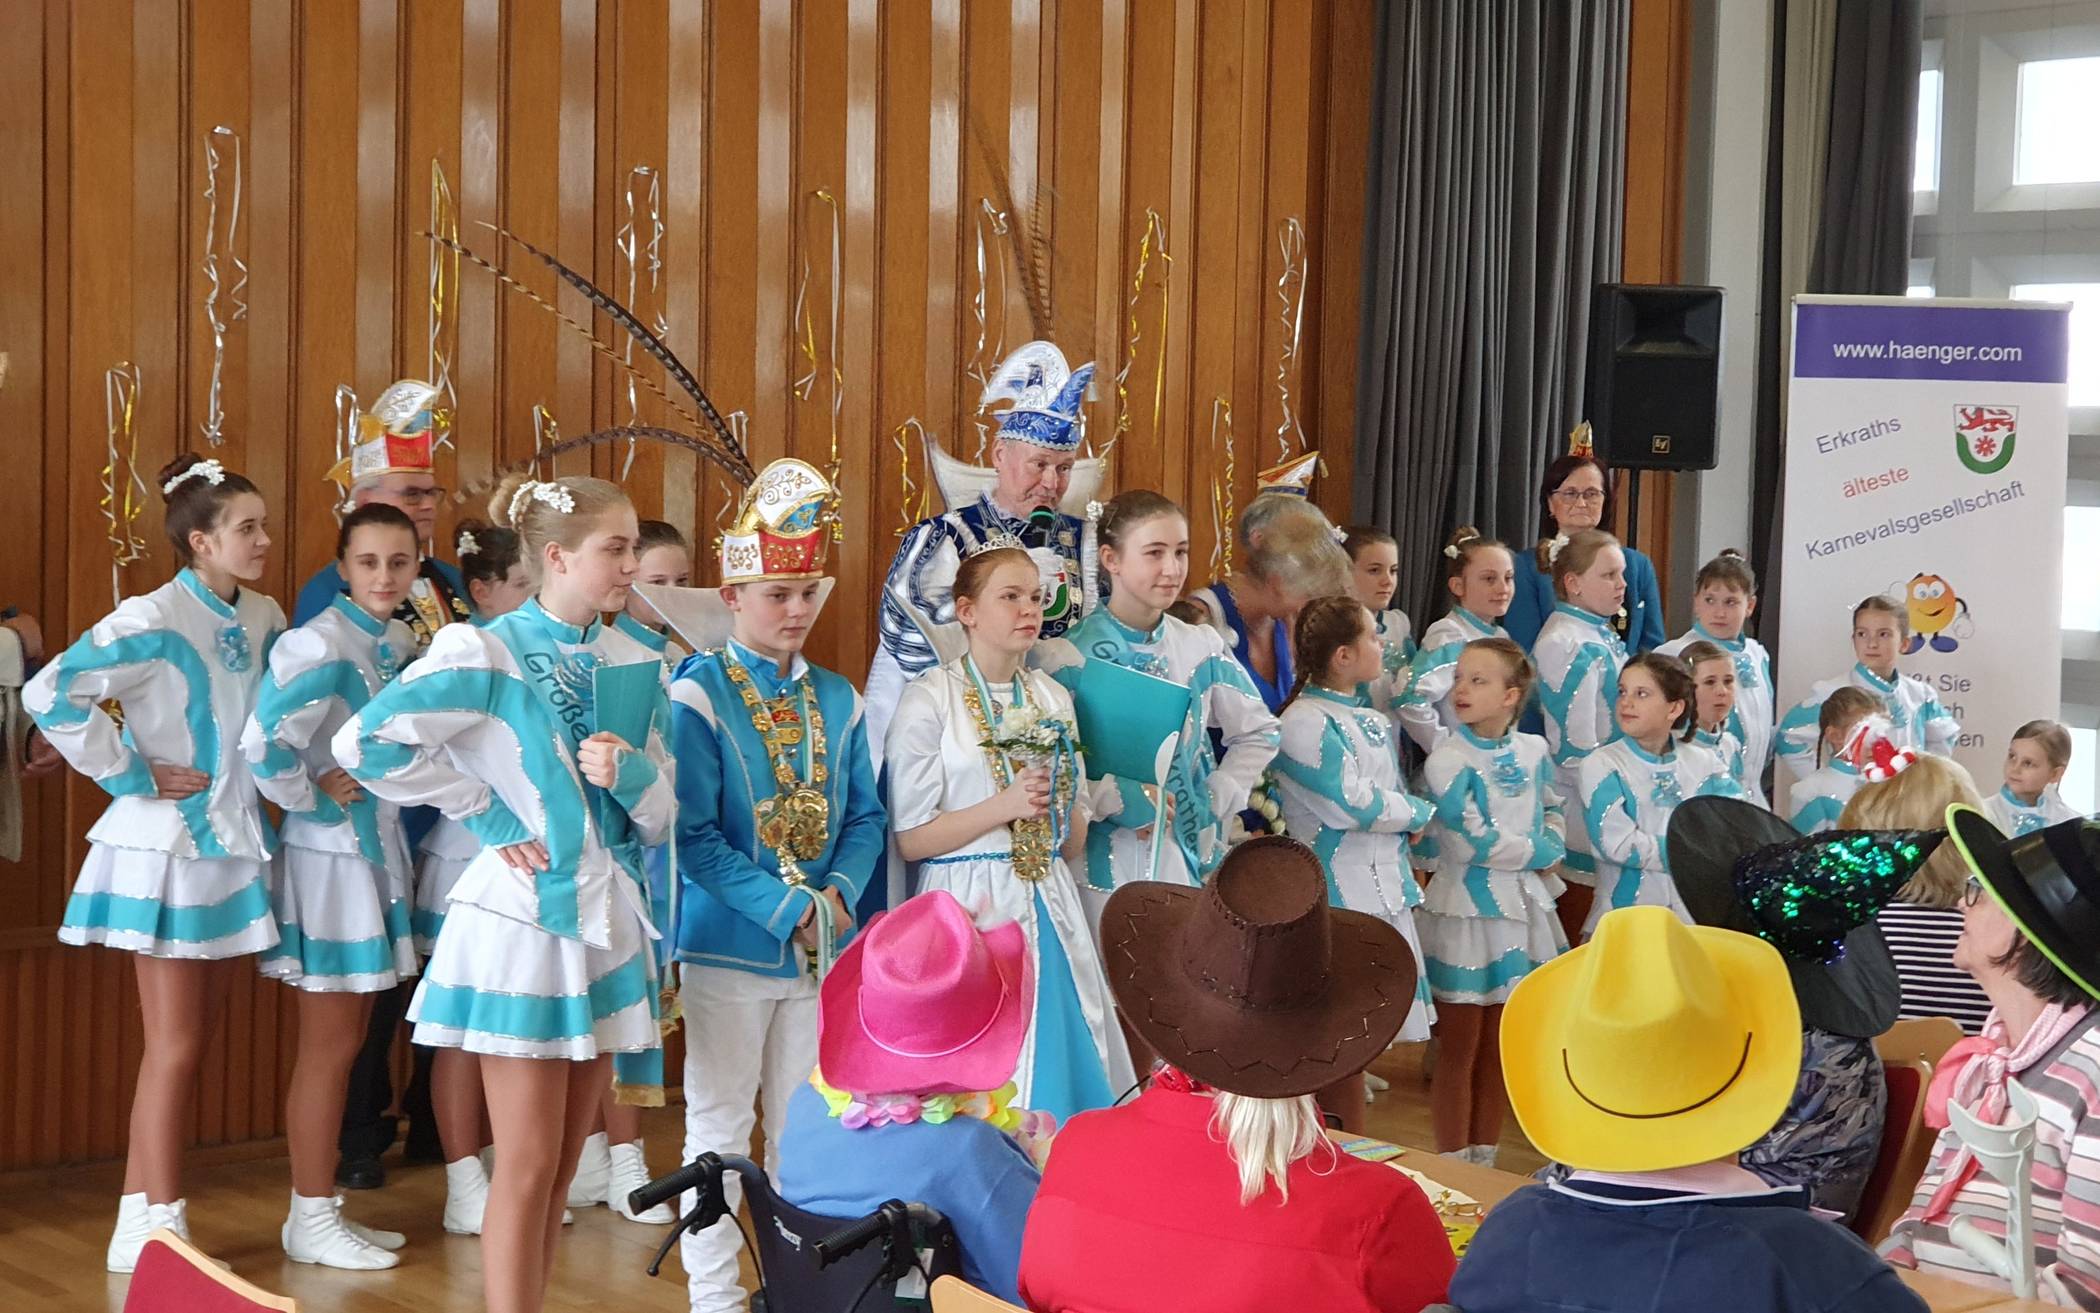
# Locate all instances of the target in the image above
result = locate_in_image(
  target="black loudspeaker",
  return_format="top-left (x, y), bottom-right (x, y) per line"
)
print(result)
top-left (1585, 283), bottom-right (1724, 471)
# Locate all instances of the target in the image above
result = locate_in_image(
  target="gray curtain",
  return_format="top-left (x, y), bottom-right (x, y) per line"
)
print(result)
top-left (1752, 0), bottom-right (1921, 671)
top-left (1353, 0), bottom-right (1629, 625)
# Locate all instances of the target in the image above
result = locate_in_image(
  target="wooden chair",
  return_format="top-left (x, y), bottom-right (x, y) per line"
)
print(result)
top-left (1851, 1055), bottom-right (1940, 1244)
top-left (930, 1275), bottom-right (1027, 1312)
top-left (1877, 1015), bottom-right (1964, 1068)
top-left (122, 1228), bottom-right (298, 1313)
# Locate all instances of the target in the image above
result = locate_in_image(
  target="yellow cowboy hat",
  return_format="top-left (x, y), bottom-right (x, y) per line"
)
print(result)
top-left (1501, 906), bottom-right (1802, 1173)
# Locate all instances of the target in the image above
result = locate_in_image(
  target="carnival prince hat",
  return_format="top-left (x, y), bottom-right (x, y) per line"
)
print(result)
top-left (1948, 807), bottom-right (2100, 1003)
top-left (979, 341), bottom-right (1095, 453)
top-left (328, 378), bottom-right (441, 495)
top-left (1501, 906), bottom-right (1801, 1173)
top-left (818, 890), bottom-right (1034, 1097)
top-left (718, 457), bottom-right (841, 587)
top-left (1101, 836), bottom-right (1417, 1098)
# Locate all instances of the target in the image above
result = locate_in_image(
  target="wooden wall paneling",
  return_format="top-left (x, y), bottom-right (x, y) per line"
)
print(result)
top-left (1089, 0), bottom-right (1129, 461)
top-left (247, 0), bottom-right (297, 600)
top-left (555, 0), bottom-right (598, 486)
top-left (923, 0), bottom-right (963, 464)
top-left (703, 0), bottom-right (761, 601)
top-left (400, 0), bottom-right (466, 541)
top-left (497, 3), bottom-right (560, 484)
top-left (664, 0), bottom-right (708, 540)
top-left (457, 0), bottom-right (504, 500)
top-left (607, 0), bottom-right (674, 528)
top-left (752, 0), bottom-right (794, 479)
top-left (871, 0), bottom-right (930, 557)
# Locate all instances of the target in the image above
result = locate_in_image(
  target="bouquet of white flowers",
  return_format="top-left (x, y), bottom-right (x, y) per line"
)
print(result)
top-left (979, 705), bottom-right (1081, 766)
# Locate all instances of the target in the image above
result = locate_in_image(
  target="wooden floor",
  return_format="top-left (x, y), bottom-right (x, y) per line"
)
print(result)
top-left (0, 1041), bottom-right (1540, 1312)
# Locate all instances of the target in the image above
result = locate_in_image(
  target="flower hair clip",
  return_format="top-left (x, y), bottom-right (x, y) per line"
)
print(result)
top-left (1444, 543), bottom-right (1461, 559)
top-left (163, 459), bottom-right (226, 496)
top-left (1329, 524), bottom-right (1348, 545)
top-left (1545, 532), bottom-right (1571, 565)
top-left (455, 529), bottom-right (480, 557)
top-left (507, 479), bottom-right (576, 525)
top-left (1085, 499), bottom-right (1103, 523)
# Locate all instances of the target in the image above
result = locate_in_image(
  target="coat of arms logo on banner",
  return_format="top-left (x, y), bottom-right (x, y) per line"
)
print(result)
top-left (1954, 404), bottom-right (2018, 474)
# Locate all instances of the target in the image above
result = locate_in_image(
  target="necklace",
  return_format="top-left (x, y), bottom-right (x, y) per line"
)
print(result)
top-left (958, 655), bottom-right (1073, 884)
top-left (723, 657), bottom-right (830, 880)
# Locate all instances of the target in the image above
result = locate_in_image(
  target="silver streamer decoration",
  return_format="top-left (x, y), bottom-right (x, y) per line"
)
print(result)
top-left (614, 164), bottom-right (669, 479)
top-left (198, 126), bottom-right (248, 447)
top-left (333, 385), bottom-right (359, 515)
top-left (1273, 216), bottom-right (1308, 462)
top-left (427, 160), bottom-right (461, 450)
top-left (967, 200), bottom-right (1012, 462)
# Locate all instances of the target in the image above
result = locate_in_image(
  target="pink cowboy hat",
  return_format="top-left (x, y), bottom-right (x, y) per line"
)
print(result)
top-left (818, 890), bottom-right (1035, 1096)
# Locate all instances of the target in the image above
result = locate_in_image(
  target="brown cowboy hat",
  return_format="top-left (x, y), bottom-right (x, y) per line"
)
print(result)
top-left (1100, 835), bottom-right (1418, 1098)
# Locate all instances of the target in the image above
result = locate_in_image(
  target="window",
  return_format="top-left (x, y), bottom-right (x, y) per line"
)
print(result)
top-left (1916, 67), bottom-right (1944, 193)
top-left (1918, 3), bottom-right (2100, 789)
top-left (2010, 281), bottom-right (2100, 403)
top-left (2015, 55), bottom-right (2100, 184)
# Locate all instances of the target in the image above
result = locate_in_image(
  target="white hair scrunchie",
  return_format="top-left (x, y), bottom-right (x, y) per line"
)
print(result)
top-left (163, 459), bottom-right (227, 496)
top-left (456, 529), bottom-right (480, 557)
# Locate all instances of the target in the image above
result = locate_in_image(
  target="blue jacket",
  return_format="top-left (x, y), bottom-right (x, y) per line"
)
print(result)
top-left (777, 1082), bottom-right (1039, 1305)
top-left (668, 642), bottom-right (886, 977)
top-left (1505, 542), bottom-right (1665, 656)
top-left (1450, 1178), bottom-right (1926, 1313)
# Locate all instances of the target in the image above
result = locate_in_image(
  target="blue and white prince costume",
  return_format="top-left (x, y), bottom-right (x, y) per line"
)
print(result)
top-left (868, 341), bottom-right (1103, 755)
top-left (668, 458), bottom-right (888, 1313)
top-left (244, 595), bottom-right (419, 992)
top-left (332, 481), bottom-right (674, 1101)
top-left (28, 550), bottom-right (285, 959)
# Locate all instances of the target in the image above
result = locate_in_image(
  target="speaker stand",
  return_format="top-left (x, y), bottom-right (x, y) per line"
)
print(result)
top-left (1623, 471), bottom-right (1644, 557)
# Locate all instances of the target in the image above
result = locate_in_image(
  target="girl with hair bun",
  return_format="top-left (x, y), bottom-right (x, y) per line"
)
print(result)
top-left (336, 471), bottom-right (675, 1313)
top-left (25, 453), bottom-right (284, 1272)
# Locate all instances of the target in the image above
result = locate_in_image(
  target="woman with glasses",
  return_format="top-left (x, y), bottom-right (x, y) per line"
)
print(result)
top-left (1504, 446), bottom-right (1666, 656)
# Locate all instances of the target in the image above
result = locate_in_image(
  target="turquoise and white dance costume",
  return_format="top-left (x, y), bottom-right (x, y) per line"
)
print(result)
top-left (1787, 757), bottom-right (1863, 834)
top-left (1530, 603), bottom-right (1625, 891)
top-left (25, 569), bottom-right (284, 958)
top-left (1037, 610), bottom-right (1280, 900)
top-left (1776, 664), bottom-right (1959, 766)
top-left (885, 658), bottom-right (1135, 1118)
top-left (612, 610), bottom-right (682, 962)
top-left (1983, 784), bottom-right (2083, 837)
top-left (1416, 725), bottom-right (1568, 1004)
top-left (1366, 606), bottom-right (1417, 716)
top-left (1577, 736), bottom-right (1739, 937)
top-left (242, 596), bottom-right (418, 992)
top-left (334, 600), bottom-right (672, 1082)
top-left (1658, 624), bottom-right (1775, 786)
top-left (1273, 686), bottom-right (1436, 1040)
top-left (1690, 724), bottom-right (1766, 809)
top-left (1395, 607), bottom-right (1506, 755)
top-left (669, 638), bottom-right (887, 1313)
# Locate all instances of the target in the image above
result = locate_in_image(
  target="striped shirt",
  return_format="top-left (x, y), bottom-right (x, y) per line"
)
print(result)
top-left (1875, 902), bottom-right (1993, 1036)
top-left (1884, 1009), bottom-right (2100, 1309)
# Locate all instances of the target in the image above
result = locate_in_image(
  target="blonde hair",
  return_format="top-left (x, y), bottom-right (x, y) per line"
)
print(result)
top-left (487, 473), bottom-right (631, 582)
top-left (1838, 753), bottom-right (1984, 907)
top-left (1238, 493), bottom-right (1328, 550)
top-left (1242, 512), bottom-right (1350, 600)
top-left (1210, 1091), bottom-right (1331, 1205)
top-left (1541, 528), bottom-right (1620, 598)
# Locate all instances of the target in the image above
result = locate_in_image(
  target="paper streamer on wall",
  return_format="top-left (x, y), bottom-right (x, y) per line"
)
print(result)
top-left (532, 404), bottom-right (559, 479)
top-left (1273, 217), bottom-right (1307, 462)
top-left (198, 126), bottom-right (248, 448)
top-left (712, 410), bottom-right (750, 540)
top-left (1208, 397), bottom-right (1237, 578)
top-left (333, 385), bottom-right (359, 515)
top-left (1106, 208), bottom-right (1172, 460)
top-left (968, 200), bottom-right (1012, 462)
top-left (102, 363), bottom-right (150, 606)
top-left (427, 160), bottom-right (460, 450)
top-left (614, 164), bottom-right (669, 479)
top-left (892, 417), bottom-right (933, 534)
top-left (791, 189), bottom-right (845, 494)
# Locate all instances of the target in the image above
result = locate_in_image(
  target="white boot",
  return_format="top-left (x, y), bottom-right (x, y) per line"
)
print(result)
top-left (1471, 1143), bottom-right (1500, 1169)
top-left (606, 1141), bottom-right (674, 1224)
top-left (337, 1198), bottom-right (406, 1251)
top-left (567, 1131), bottom-right (611, 1207)
top-left (108, 1195), bottom-right (193, 1272)
top-left (282, 1192), bottom-right (400, 1270)
top-left (443, 1157), bottom-right (491, 1236)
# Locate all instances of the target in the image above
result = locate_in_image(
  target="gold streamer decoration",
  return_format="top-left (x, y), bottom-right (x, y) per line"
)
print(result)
top-left (332, 385), bottom-right (359, 515)
top-left (714, 411), bottom-right (750, 537)
top-left (198, 126), bottom-right (248, 448)
top-left (790, 188), bottom-right (845, 536)
top-left (1208, 397), bottom-right (1237, 579)
top-left (1106, 208), bottom-right (1172, 460)
top-left (101, 363), bottom-right (150, 607)
top-left (1273, 216), bottom-right (1308, 462)
top-left (891, 418), bottom-right (933, 534)
top-left (967, 199), bottom-right (1012, 462)
top-left (426, 160), bottom-right (461, 450)
top-left (614, 164), bottom-right (668, 479)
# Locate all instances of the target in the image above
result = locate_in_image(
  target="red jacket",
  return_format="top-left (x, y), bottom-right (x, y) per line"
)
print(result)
top-left (1018, 1084), bottom-right (1454, 1313)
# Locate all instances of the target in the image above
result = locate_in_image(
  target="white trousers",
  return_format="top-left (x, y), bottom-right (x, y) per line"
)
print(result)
top-left (678, 965), bottom-right (819, 1313)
